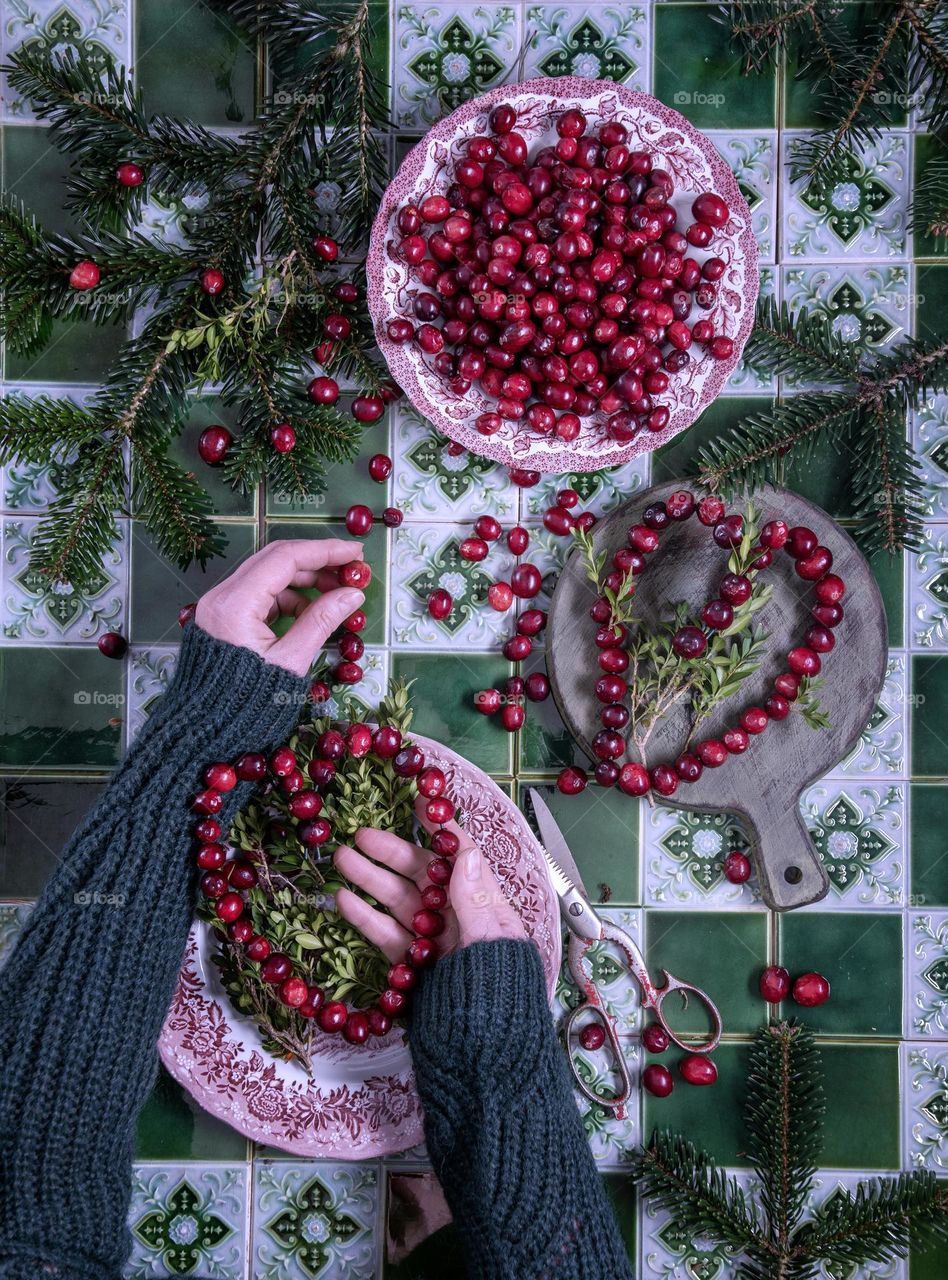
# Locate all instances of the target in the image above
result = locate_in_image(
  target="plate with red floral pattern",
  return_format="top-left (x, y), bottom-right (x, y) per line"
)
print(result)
top-left (159, 735), bottom-right (561, 1158)
top-left (366, 76), bottom-right (759, 474)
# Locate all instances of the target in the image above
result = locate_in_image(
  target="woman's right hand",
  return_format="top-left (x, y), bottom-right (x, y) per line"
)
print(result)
top-left (333, 796), bottom-right (527, 960)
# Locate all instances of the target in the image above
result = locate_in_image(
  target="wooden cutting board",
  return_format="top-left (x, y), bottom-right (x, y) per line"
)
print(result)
top-left (546, 482), bottom-right (888, 910)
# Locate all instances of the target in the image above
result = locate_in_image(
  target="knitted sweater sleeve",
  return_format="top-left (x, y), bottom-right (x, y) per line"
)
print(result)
top-left (409, 938), bottom-right (634, 1280)
top-left (0, 625), bottom-right (310, 1280)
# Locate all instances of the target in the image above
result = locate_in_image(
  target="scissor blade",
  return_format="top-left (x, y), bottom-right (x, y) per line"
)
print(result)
top-left (528, 788), bottom-right (590, 899)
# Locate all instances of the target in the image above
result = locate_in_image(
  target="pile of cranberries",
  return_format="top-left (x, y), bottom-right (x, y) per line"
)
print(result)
top-left (192, 727), bottom-right (462, 1043)
top-left (555, 491), bottom-right (846, 799)
top-left (387, 103), bottom-right (735, 448)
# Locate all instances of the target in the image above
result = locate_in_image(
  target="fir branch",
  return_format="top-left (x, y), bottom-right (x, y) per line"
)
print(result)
top-left (792, 1172), bottom-right (948, 1265)
top-left (717, 0), bottom-right (842, 74)
top-left (911, 155), bottom-right (948, 247)
top-left (743, 297), bottom-right (860, 385)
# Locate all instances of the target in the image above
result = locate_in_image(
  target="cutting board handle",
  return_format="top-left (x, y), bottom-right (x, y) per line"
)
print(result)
top-left (746, 801), bottom-right (829, 910)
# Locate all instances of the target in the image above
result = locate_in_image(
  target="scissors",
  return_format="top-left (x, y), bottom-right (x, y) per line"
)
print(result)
top-left (528, 788), bottom-right (723, 1114)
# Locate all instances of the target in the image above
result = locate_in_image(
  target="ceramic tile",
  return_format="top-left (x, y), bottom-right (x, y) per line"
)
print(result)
top-left (910, 656), bottom-right (948, 778)
top-left (914, 393), bottom-right (948, 520)
top-left (835, 652), bottom-right (908, 779)
top-left (0, 777), bottom-right (107, 896)
top-left (781, 265), bottom-right (912, 374)
top-left (392, 5), bottom-right (519, 129)
top-left (820, 1044), bottom-right (901, 1168)
top-left (573, 1035), bottom-right (641, 1168)
top-left (0, 902), bottom-right (33, 968)
top-left (798, 779), bottom-right (905, 909)
top-left (553, 907), bottom-right (644, 1035)
top-left (913, 134), bottom-right (948, 260)
top-left (1, 1), bottom-right (132, 121)
top-left (904, 1043), bottom-right (948, 1171)
top-left (1, 516), bottom-right (128, 643)
top-left (126, 645), bottom-right (177, 743)
top-left (727, 265), bottom-right (779, 393)
top-left (640, 1167), bottom-right (757, 1279)
top-left (126, 1164), bottom-right (248, 1279)
top-left (251, 1160), bottom-right (380, 1279)
top-left (390, 521), bottom-right (515, 649)
top-left (908, 912), bottom-right (948, 1040)
top-left (390, 407), bottom-right (517, 522)
top-left (520, 783), bottom-right (640, 905)
top-left (642, 804), bottom-right (761, 909)
top-left (910, 783), bottom-right (948, 909)
top-left (522, 5), bottom-right (651, 92)
top-left (909, 527), bottom-right (948, 649)
top-left (521, 459), bottom-right (650, 522)
top-left (782, 131), bottom-right (911, 261)
top-left (641, 1042), bottom-right (756, 1168)
top-left (707, 131), bottom-right (777, 263)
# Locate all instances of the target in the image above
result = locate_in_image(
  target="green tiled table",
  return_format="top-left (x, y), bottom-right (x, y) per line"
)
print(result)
top-left (1, 3), bottom-right (947, 1277)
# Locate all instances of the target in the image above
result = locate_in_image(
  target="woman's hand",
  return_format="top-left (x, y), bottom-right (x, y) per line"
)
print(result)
top-left (195, 538), bottom-right (366, 677)
top-left (334, 796), bottom-right (527, 961)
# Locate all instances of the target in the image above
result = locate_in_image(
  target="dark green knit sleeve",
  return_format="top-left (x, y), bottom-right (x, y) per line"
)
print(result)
top-left (0, 625), bottom-right (310, 1280)
top-left (409, 938), bottom-right (634, 1280)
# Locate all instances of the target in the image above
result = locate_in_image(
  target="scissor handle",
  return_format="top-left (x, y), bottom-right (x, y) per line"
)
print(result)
top-left (650, 969), bottom-right (723, 1055)
top-left (563, 993), bottom-right (632, 1117)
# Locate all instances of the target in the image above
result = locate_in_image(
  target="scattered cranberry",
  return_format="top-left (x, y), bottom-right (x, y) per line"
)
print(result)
top-left (200, 268), bottom-right (225, 295)
top-left (642, 1023), bottom-right (670, 1054)
top-left (69, 259), bottom-right (101, 290)
top-left (308, 375), bottom-right (339, 404)
top-left (116, 162), bottom-right (144, 187)
top-left (368, 453), bottom-right (393, 482)
top-left (723, 850), bottom-right (751, 883)
top-left (427, 588), bottom-right (453, 621)
top-left (579, 1023), bottom-right (606, 1051)
top-left (759, 965), bottom-right (791, 1003)
top-left (500, 703), bottom-right (525, 731)
top-left (792, 971), bottom-right (830, 1007)
top-left (475, 688), bottom-right (502, 715)
top-left (679, 1054), bottom-right (717, 1086)
top-left (198, 425), bottom-right (232, 466)
top-left (383, 507), bottom-right (403, 528)
top-left (270, 422), bottom-right (296, 453)
top-left (487, 581), bottom-right (514, 611)
top-left (642, 1064), bottom-right (674, 1097)
top-left (97, 631), bottom-right (128, 659)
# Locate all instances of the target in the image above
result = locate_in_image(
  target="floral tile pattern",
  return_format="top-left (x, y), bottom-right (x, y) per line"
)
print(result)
top-left (572, 1035), bottom-right (641, 1168)
top-left (640, 1169), bottom-right (757, 1280)
top-left (643, 805), bottom-right (760, 909)
top-left (799, 781), bottom-right (905, 909)
top-left (522, 459), bottom-right (650, 522)
top-left (0, 902), bottom-right (33, 968)
top-left (835, 652), bottom-right (908, 778)
top-left (783, 132), bottom-right (910, 261)
top-left (1, 516), bottom-right (128, 643)
top-left (126, 645), bottom-right (177, 743)
top-left (904, 1043), bottom-right (948, 1172)
top-left (522, 5), bottom-right (650, 93)
top-left (908, 912), bottom-right (948, 1039)
top-left (392, 5), bottom-right (518, 128)
top-left (781, 265), bottom-right (912, 372)
top-left (914, 393), bottom-right (948, 521)
top-left (708, 131), bottom-right (777, 264)
top-left (126, 1164), bottom-right (247, 1279)
top-left (390, 408), bottom-right (517, 521)
top-left (909, 527), bottom-right (948, 649)
top-left (252, 1161), bottom-right (379, 1279)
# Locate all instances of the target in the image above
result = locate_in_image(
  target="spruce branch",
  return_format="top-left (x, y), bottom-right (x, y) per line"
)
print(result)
top-left (635, 1024), bottom-right (948, 1280)
top-left (716, 1), bottom-right (845, 75)
top-left (911, 155), bottom-right (948, 248)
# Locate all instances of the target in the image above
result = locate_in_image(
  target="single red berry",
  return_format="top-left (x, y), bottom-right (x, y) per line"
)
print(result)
top-left (69, 259), bottom-right (101, 290)
top-left (97, 631), bottom-right (128, 659)
top-left (308, 375), bottom-right (340, 404)
top-left (178, 602), bottom-right (197, 628)
top-left (666, 490), bottom-right (696, 520)
top-left (618, 762), bottom-right (650, 796)
top-left (696, 739), bottom-right (728, 768)
top-left (642, 1064), bottom-right (674, 1097)
top-left (343, 1011), bottom-right (371, 1044)
top-left (318, 1001), bottom-right (349, 1033)
top-left (759, 965), bottom-right (791, 1003)
top-left (741, 707), bottom-right (769, 735)
top-left (679, 1054), bottom-right (717, 1086)
top-left (198, 425), bottom-right (232, 466)
top-left (719, 573), bottom-right (752, 606)
top-left (500, 703), bottom-right (525, 732)
top-left (371, 725), bottom-right (402, 759)
top-left (368, 453), bottom-right (392, 482)
top-left (422, 884), bottom-right (448, 910)
top-left (345, 504), bottom-right (374, 536)
top-left (557, 766), bottom-right (588, 795)
top-left (511, 564), bottom-right (542, 599)
top-left (200, 268), bottom-right (225, 295)
top-left (347, 723), bottom-right (373, 757)
top-left (475, 688), bottom-right (502, 715)
top-left (517, 609), bottom-right (547, 637)
top-left (311, 234), bottom-right (339, 262)
top-left (760, 519), bottom-right (789, 549)
top-left (340, 561), bottom-right (372, 588)
top-left (261, 953), bottom-right (293, 984)
top-left (235, 752), bottom-right (267, 781)
top-left (426, 859), bottom-right (452, 887)
top-left (383, 507), bottom-right (404, 528)
top-left (228, 917), bottom-right (253, 943)
top-left (723, 850), bottom-right (751, 883)
top-left (507, 526), bottom-right (530, 554)
top-left (642, 1023), bottom-right (670, 1054)
top-left (194, 816), bottom-right (221, 842)
top-left (487, 582), bottom-right (514, 611)
top-left (525, 672), bottom-right (550, 702)
top-left (579, 1023), bottom-right (606, 1051)
top-left (215, 891), bottom-right (244, 923)
top-left (388, 962), bottom-right (418, 991)
top-left (379, 988), bottom-right (407, 1016)
top-left (723, 726), bottom-right (749, 754)
top-left (279, 976), bottom-right (309, 1007)
top-left (393, 745), bottom-right (426, 777)
top-left (474, 515), bottom-right (502, 541)
top-left (792, 971), bottom-right (831, 1007)
top-left (352, 395), bottom-right (384, 423)
top-left (786, 526), bottom-right (818, 559)
top-left (431, 829), bottom-right (460, 856)
top-left (408, 936), bottom-right (439, 967)
top-left (204, 762), bottom-right (237, 792)
top-left (270, 422), bottom-right (296, 453)
top-left (425, 796), bottom-right (455, 825)
top-left (696, 495), bottom-right (726, 526)
top-left (787, 647), bottom-right (821, 677)
top-left (765, 694), bottom-right (791, 721)
top-left (116, 162), bottom-right (144, 187)
top-left (193, 789), bottom-right (223, 815)
top-left (288, 790), bottom-right (322, 820)
top-left (672, 626), bottom-right (707, 659)
top-left (427, 588), bottom-right (453, 621)
top-left (459, 536), bottom-right (489, 561)
top-left (814, 573), bottom-right (846, 604)
top-left (299, 818), bottom-right (331, 846)
top-left (367, 1008), bottom-right (392, 1036)
top-left (412, 908), bottom-right (445, 937)
top-left (245, 936), bottom-right (271, 962)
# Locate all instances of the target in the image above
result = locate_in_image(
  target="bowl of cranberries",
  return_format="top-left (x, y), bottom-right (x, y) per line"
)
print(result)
top-left (367, 77), bottom-right (759, 474)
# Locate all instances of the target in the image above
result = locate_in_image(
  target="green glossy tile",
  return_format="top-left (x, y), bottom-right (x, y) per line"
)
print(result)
top-left (266, 521), bottom-right (386, 645)
top-left (0, 778), bottom-right (106, 897)
top-left (136, 1065), bottom-right (247, 1160)
top-left (653, 5), bottom-right (777, 129)
top-left (390, 653), bottom-right (513, 776)
top-left (266, 416), bottom-right (391, 519)
top-left (783, 3), bottom-right (907, 128)
top-left (910, 784), bottom-right (948, 908)
top-left (652, 397), bottom-right (774, 487)
top-left (0, 648), bottom-right (122, 768)
top-left (521, 785), bottom-right (639, 905)
top-left (644, 910), bottom-right (767, 1036)
top-left (137, 0), bottom-right (256, 126)
top-left (778, 912), bottom-right (902, 1036)
top-left (130, 521), bottom-right (256, 646)
top-left (910, 1219), bottom-right (948, 1280)
top-left (6, 318), bottom-right (127, 385)
top-left (2, 125), bottom-right (74, 236)
top-left (604, 1174), bottom-right (636, 1262)
top-left (519, 675), bottom-right (586, 773)
top-left (642, 1041), bottom-right (754, 1166)
top-left (174, 399), bottom-right (255, 518)
top-left (914, 136), bottom-right (948, 260)
top-left (819, 1043), bottom-right (900, 1168)
top-left (868, 548), bottom-right (904, 648)
top-left (916, 265), bottom-right (948, 346)
top-left (912, 656), bottom-right (948, 778)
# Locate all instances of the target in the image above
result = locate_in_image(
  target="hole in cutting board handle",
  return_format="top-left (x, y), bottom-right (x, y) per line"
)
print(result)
top-left (784, 866), bottom-right (803, 885)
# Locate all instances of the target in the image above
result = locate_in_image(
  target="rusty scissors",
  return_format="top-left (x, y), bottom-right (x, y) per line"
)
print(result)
top-left (529, 789), bottom-right (723, 1113)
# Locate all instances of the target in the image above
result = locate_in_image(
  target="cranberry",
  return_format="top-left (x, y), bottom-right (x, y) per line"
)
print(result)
top-left (261, 953), bottom-right (293, 984)
top-left (679, 1054), bottom-right (717, 1086)
top-left (246, 936), bottom-right (271, 962)
top-left (812, 601), bottom-right (844, 628)
top-left (719, 573), bottom-right (752, 605)
top-left (774, 671), bottom-right (801, 700)
top-left (759, 965), bottom-right (791, 1003)
top-left (383, 507), bottom-right (404, 528)
top-left (723, 726), bottom-right (749, 754)
top-left (675, 753), bottom-right (703, 782)
top-left (543, 505), bottom-right (574, 536)
top-left (642, 1023), bottom-right (669, 1053)
top-left (368, 453), bottom-right (393, 482)
top-left (288, 790), bottom-right (322, 820)
top-left (796, 546), bottom-right (833, 580)
top-left (97, 631), bottom-right (128, 659)
top-left (651, 764), bottom-right (678, 796)
top-left (696, 495), bottom-right (725, 526)
top-left (741, 706), bottom-right (769, 734)
top-left (672, 626), bottom-right (707, 659)
top-left (431, 829), bottom-right (460, 856)
top-left (579, 1023), bottom-right (606, 1051)
top-left (787, 647), bottom-right (821, 677)
top-left (666, 490), bottom-right (696, 520)
top-left (475, 688), bottom-right (502, 715)
top-left (299, 818), bottom-right (331, 846)
top-left (507, 525), bottom-right (530, 554)
top-left (642, 1064), bottom-right (674, 1097)
top-left (344, 504), bottom-right (373, 536)
top-left (618, 762), bottom-right (649, 796)
top-left (765, 695), bottom-right (790, 721)
top-left (696, 739), bottom-right (727, 768)
top-left (427, 588), bottom-right (453, 621)
top-left (235, 752), bottom-right (267, 781)
top-left (318, 1001), bottom-right (349, 1033)
top-left (394, 745), bottom-right (426, 777)
top-left (198, 425), bottom-right (232, 466)
top-left (713, 514), bottom-right (744, 547)
top-left (792, 971), bottom-right (831, 1007)
top-left (525, 672), bottom-right (550, 701)
top-left (379, 988), bottom-right (407, 1016)
top-left (511, 564), bottom-right (542, 598)
top-left (408, 936), bottom-right (439, 967)
top-left (500, 703), bottom-right (525, 732)
top-left (723, 850), bottom-right (751, 883)
top-left (517, 609), bottom-right (547, 637)
top-left (814, 573), bottom-right (845, 604)
top-left (786, 526), bottom-right (818, 559)
top-left (412, 908), bottom-right (446, 938)
top-left (701, 599), bottom-right (733, 630)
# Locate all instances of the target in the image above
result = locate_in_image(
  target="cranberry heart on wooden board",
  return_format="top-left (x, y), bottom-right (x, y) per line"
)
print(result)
top-left (546, 482), bottom-right (888, 911)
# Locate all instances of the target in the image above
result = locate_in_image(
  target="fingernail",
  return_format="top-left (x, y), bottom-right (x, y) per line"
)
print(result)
top-left (338, 588), bottom-right (365, 612)
top-left (464, 847), bottom-right (481, 880)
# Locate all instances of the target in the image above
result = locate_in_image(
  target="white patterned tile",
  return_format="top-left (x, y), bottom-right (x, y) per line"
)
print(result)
top-left (834, 651), bottom-right (908, 778)
top-left (126, 645), bottom-right (177, 743)
top-left (126, 1164), bottom-right (248, 1280)
top-left (1, 515), bottom-right (128, 643)
top-left (707, 131), bottom-right (777, 263)
top-left (913, 393), bottom-right (948, 521)
top-left (782, 131), bottom-right (911, 261)
top-left (523, 4), bottom-right (651, 93)
top-left (0, 902), bottom-right (33, 970)
top-left (521, 459), bottom-right (650, 523)
top-left (909, 527), bottom-right (948, 649)
top-left (392, 4), bottom-right (519, 129)
top-left (904, 1043), bottom-right (948, 1172)
top-left (643, 804), bottom-right (763, 909)
top-left (727, 265), bottom-right (778, 392)
top-left (390, 405), bottom-right (517, 522)
top-left (251, 1160), bottom-right (379, 1280)
top-left (572, 1035), bottom-right (641, 1168)
top-left (553, 907), bottom-right (644, 1034)
top-left (908, 912), bottom-right (948, 1040)
top-left (799, 780), bottom-right (905, 910)
top-left (640, 1168), bottom-right (757, 1279)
